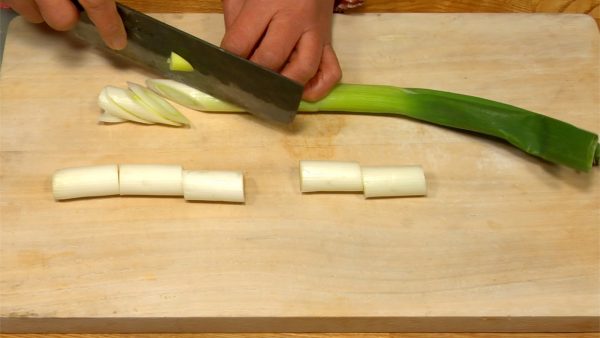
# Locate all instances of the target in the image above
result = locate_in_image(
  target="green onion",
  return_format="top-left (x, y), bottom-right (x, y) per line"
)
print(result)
top-left (303, 85), bottom-right (599, 172)
top-left (146, 79), bottom-right (599, 172)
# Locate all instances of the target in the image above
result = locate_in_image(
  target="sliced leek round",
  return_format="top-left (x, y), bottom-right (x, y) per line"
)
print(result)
top-left (52, 164), bottom-right (120, 200)
top-left (361, 165), bottom-right (427, 198)
top-left (119, 164), bottom-right (184, 196)
top-left (300, 160), bottom-right (363, 192)
top-left (183, 170), bottom-right (245, 203)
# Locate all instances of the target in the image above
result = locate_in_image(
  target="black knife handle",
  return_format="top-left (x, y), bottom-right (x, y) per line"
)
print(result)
top-left (70, 0), bottom-right (85, 12)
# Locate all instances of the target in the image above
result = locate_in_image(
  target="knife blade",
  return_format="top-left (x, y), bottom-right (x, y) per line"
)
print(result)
top-left (70, 1), bottom-right (303, 123)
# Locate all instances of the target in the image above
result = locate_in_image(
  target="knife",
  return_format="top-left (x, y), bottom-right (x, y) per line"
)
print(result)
top-left (69, 1), bottom-right (303, 123)
top-left (0, 4), bottom-right (17, 68)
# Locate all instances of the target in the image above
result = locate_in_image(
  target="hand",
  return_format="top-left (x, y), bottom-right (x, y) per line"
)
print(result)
top-left (221, 0), bottom-right (342, 101)
top-left (5, 0), bottom-right (126, 50)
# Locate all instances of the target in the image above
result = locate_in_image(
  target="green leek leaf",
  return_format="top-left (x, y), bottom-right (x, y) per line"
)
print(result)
top-left (147, 79), bottom-right (599, 171)
top-left (308, 85), bottom-right (599, 172)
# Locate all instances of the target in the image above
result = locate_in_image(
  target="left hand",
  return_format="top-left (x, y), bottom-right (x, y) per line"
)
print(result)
top-left (220, 0), bottom-right (342, 101)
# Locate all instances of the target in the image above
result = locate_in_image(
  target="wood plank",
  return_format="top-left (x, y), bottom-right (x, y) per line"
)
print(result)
top-left (1, 13), bottom-right (599, 333)
top-left (1, 334), bottom-right (599, 338)
top-left (118, 0), bottom-right (600, 26)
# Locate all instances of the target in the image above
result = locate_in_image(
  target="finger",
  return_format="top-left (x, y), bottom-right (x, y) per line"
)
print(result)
top-left (221, 0), bottom-right (244, 29)
top-left (79, 0), bottom-right (127, 50)
top-left (6, 0), bottom-right (44, 23)
top-left (249, 19), bottom-right (302, 72)
top-left (34, 0), bottom-right (79, 31)
top-left (281, 31), bottom-right (322, 84)
top-left (302, 44), bottom-right (342, 101)
top-left (220, 2), bottom-right (272, 58)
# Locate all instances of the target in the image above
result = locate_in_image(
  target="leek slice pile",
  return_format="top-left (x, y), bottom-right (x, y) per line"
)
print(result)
top-left (98, 82), bottom-right (190, 126)
top-left (146, 79), bottom-right (599, 171)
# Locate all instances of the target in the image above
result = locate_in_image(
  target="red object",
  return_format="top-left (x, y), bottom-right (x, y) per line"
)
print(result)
top-left (0, 2), bottom-right (10, 9)
top-left (334, 0), bottom-right (364, 13)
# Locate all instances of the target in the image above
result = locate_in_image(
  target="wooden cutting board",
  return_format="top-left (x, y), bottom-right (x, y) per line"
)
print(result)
top-left (0, 13), bottom-right (598, 333)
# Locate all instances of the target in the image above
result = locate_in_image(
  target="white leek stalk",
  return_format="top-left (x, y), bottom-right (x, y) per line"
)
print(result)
top-left (119, 164), bottom-right (183, 196)
top-left (146, 79), bottom-right (243, 112)
top-left (52, 164), bottom-right (119, 200)
top-left (361, 165), bottom-right (427, 198)
top-left (300, 160), bottom-right (363, 192)
top-left (183, 170), bottom-right (245, 203)
top-left (298, 160), bottom-right (427, 198)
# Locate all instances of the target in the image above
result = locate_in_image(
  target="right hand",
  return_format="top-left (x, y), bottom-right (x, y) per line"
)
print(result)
top-left (5, 0), bottom-right (127, 50)
top-left (221, 0), bottom-right (342, 101)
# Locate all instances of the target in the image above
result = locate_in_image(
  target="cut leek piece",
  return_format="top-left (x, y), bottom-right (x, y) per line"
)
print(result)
top-left (127, 82), bottom-right (190, 125)
top-left (98, 112), bottom-right (126, 123)
top-left (119, 164), bottom-right (183, 196)
top-left (300, 160), bottom-right (363, 192)
top-left (168, 52), bottom-right (194, 72)
top-left (104, 86), bottom-right (180, 126)
top-left (99, 87), bottom-right (152, 124)
top-left (52, 164), bottom-right (119, 200)
top-left (183, 170), bottom-right (245, 203)
top-left (361, 165), bottom-right (427, 198)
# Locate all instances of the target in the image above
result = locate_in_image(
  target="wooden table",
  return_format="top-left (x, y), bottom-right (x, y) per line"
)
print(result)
top-left (1, 334), bottom-right (599, 338)
top-left (1, 1), bottom-right (598, 337)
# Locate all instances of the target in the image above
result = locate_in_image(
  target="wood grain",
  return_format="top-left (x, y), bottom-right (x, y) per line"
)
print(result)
top-left (1, 13), bottom-right (599, 333)
top-left (1, 334), bottom-right (600, 338)
top-left (118, 0), bottom-right (600, 26)
top-left (2, 3), bottom-right (599, 338)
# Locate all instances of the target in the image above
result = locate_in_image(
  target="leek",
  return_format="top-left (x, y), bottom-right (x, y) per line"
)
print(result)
top-left (52, 165), bottom-right (120, 200)
top-left (299, 160), bottom-right (364, 192)
top-left (168, 52), bottom-right (194, 72)
top-left (98, 84), bottom-right (190, 126)
top-left (147, 79), bottom-right (599, 172)
top-left (53, 164), bottom-right (245, 203)
top-left (119, 164), bottom-right (184, 196)
top-left (183, 170), bottom-right (245, 203)
top-left (299, 160), bottom-right (427, 198)
top-left (361, 165), bottom-right (427, 198)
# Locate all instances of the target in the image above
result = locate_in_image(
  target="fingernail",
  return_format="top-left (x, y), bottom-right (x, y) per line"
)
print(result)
top-left (109, 35), bottom-right (127, 50)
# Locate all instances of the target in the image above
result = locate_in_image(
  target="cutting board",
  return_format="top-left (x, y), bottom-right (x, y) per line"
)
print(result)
top-left (1, 13), bottom-right (598, 333)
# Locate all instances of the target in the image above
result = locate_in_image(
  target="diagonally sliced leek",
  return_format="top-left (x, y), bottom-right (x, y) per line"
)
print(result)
top-left (183, 170), bottom-right (245, 203)
top-left (98, 112), bottom-right (126, 123)
top-left (127, 82), bottom-right (190, 125)
top-left (146, 79), bottom-right (598, 171)
top-left (99, 87), bottom-right (152, 124)
top-left (52, 164), bottom-right (120, 200)
top-left (104, 86), bottom-right (181, 126)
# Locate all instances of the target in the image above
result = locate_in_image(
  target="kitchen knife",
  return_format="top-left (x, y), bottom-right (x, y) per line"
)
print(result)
top-left (69, 1), bottom-right (303, 123)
